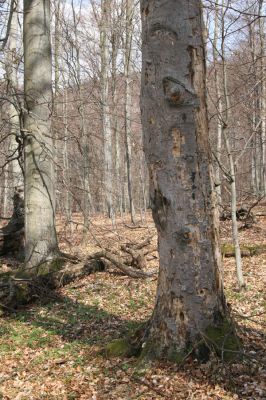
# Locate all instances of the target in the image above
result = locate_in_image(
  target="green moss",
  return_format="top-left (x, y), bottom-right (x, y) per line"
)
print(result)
top-left (14, 283), bottom-right (31, 304)
top-left (37, 258), bottom-right (65, 276)
top-left (222, 243), bottom-right (266, 257)
top-left (13, 269), bottom-right (32, 279)
top-left (139, 340), bottom-right (189, 365)
top-left (167, 347), bottom-right (187, 364)
top-left (204, 320), bottom-right (240, 361)
top-left (138, 339), bottom-right (160, 361)
top-left (221, 243), bottom-right (234, 255)
top-left (105, 339), bottom-right (134, 357)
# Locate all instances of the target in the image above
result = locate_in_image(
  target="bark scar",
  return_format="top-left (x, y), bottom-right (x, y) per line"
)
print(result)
top-left (150, 188), bottom-right (170, 230)
top-left (163, 77), bottom-right (198, 107)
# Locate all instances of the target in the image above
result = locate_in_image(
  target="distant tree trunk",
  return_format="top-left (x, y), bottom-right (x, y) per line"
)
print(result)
top-left (6, 0), bottom-right (23, 192)
top-left (53, 0), bottom-right (61, 209)
top-left (110, 13), bottom-right (121, 216)
top-left (212, 1), bottom-right (222, 207)
top-left (140, 0), bottom-right (229, 359)
top-left (124, 0), bottom-right (136, 224)
top-left (221, 0), bottom-right (245, 289)
top-left (2, 166), bottom-right (9, 217)
top-left (71, 0), bottom-right (91, 236)
top-left (62, 88), bottom-right (72, 232)
top-left (23, 0), bottom-right (58, 269)
top-left (139, 151), bottom-right (147, 223)
top-left (249, 22), bottom-right (260, 196)
top-left (100, 0), bottom-right (113, 219)
top-left (259, 0), bottom-right (266, 195)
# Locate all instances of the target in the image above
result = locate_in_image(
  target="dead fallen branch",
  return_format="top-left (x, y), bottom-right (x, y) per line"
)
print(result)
top-left (86, 250), bottom-right (157, 279)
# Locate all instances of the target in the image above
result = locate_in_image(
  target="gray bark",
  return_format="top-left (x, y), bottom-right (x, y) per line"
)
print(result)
top-left (6, 0), bottom-right (23, 192)
top-left (221, 0), bottom-right (245, 289)
top-left (140, 0), bottom-right (226, 356)
top-left (23, 0), bottom-right (58, 269)
top-left (124, 0), bottom-right (136, 224)
top-left (212, 1), bottom-right (222, 206)
top-left (100, 0), bottom-right (113, 218)
top-left (2, 166), bottom-right (9, 217)
top-left (62, 88), bottom-right (72, 231)
top-left (259, 0), bottom-right (266, 195)
top-left (71, 0), bottom-right (91, 235)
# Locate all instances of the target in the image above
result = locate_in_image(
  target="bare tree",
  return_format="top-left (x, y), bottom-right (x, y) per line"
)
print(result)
top-left (140, 0), bottom-right (230, 359)
top-left (23, 0), bottom-right (58, 269)
top-left (124, 0), bottom-right (136, 224)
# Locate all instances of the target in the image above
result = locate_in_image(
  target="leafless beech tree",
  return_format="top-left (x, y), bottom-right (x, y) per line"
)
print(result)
top-left (139, 0), bottom-right (229, 359)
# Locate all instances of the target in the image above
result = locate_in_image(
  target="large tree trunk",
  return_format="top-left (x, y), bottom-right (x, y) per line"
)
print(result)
top-left (140, 0), bottom-right (231, 361)
top-left (23, 0), bottom-right (58, 269)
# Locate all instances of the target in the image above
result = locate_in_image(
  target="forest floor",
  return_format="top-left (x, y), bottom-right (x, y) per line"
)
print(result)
top-left (0, 211), bottom-right (265, 399)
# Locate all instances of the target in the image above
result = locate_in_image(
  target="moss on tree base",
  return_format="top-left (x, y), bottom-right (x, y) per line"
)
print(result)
top-left (105, 339), bottom-right (137, 357)
top-left (105, 319), bottom-right (240, 364)
top-left (203, 319), bottom-right (240, 362)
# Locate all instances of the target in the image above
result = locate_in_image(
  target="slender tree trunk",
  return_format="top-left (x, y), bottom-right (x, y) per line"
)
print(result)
top-left (249, 23), bottom-right (260, 196)
top-left (23, 0), bottom-right (58, 269)
top-left (221, 1), bottom-right (245, 289)
top-left (100, 0), bottom-right (113, 218)
top-left (259, 0), bottom-right (266, 195)
top-left (2, 166), bottom-right (9, 217)
top-left (62, 89), bottom-right (72, 233)
top-left (53, 0), bottom-right (61, 210)
top-left (71, 0), bottom-right (91, 235)
top-left (110, 14), bottom-right (121, 216)
top-left (140, 0), bottom-right (228, 359)
top-left (6, 0), bottom-right (23, 192)
top-left (212, 1), bottom-right (222, 206)
top-left (124, 0), bottom-right (136, 224)
top-left (139, 152), bottom-right (147, 223)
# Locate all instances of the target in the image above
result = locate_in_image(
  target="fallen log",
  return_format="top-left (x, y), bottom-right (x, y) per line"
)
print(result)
top-left (0, 258), bottom-right (106, 312)
top-left (87, 250), bottom-right (157, 279)
top-left (222, 243), bottom-right (266, 258)
top-left (0, 243), bottom-right (157, 312)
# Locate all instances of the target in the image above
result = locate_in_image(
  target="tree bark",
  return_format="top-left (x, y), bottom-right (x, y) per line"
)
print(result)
top-left (220, 0), bottom-right (245, 289)
top-left (140, 0), bottom-right (229, 360)
top-left (259, 0), bottom-right (266, 195)
top-left (23, 0), bottom-right (58, 269)
top-left (124, 0), bottom-right (136, 224)
top-left (212, 1), bottom-right (222, 207)
top-left (6, 0), bottom-right (23, 193)
top-left (100, 0), bottom-right (114, 219)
